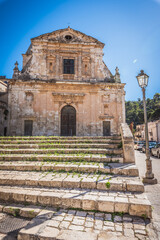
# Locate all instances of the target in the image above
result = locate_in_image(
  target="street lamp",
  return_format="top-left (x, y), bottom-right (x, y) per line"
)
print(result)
top-left (136, 70), bottom-right (157, 184)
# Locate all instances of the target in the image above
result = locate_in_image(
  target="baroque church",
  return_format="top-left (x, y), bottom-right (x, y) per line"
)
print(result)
top-left (7, 27), bottom-right (125, 136)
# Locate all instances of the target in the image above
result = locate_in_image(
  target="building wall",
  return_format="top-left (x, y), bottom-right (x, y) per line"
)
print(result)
top-left (135, 121), bottom-right (160, 142)
top-left (0, 93), bottom-right (8, 136)
top-left (21, 28), bottom-right (111, 81)
top-left (8, 81), bottom-right (125, 136)
top-left (148, 121), bottom-right (160, 142)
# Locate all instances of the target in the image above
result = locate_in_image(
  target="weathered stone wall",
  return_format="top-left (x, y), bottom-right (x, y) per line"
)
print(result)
top-left (21, 28), bottom-right (111, 81)
top-left (8, 80), bottom-right (125, 136)
top-left (0, 92), bottom-right (8, 136)
top-left (120, 123), bottom-right (135, 163)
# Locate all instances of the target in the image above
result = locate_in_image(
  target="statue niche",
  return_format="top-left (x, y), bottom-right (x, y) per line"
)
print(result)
top-left (82, 57), bottom-right (91, 77)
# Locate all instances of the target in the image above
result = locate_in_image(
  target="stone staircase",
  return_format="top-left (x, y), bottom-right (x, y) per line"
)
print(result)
top-left (0, 136), bottom-right (151, 222)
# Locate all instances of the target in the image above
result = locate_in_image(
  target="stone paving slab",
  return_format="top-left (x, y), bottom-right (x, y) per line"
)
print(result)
top-left (0, 185), bottom-right (151, 218)
top-left (0, 170), bottom-right (144, 192)
top-left (17, 208), bottom-right (150, 240)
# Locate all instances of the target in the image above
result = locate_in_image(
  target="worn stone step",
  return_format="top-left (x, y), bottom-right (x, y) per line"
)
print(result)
top-left (0, 143), bottom-right (120, 149)
top-left (0, 170), bottom-right (144, 192)
top-left (0, 185), bottom-right (151, 218)
top-left (0, 148), bottom-right (123, 155)
top-left (0, 139), bottom-right (121, 145)
top-left (0, 154), bottom-right (123, 163)
top-left (0, 161), bottom-right (139, 176)
top-left (0, 203), bottom-right (149, 240)
top-left (0, 136), bottom-right (121, 141)
top-left (0, 140), bottom-right (121, 146)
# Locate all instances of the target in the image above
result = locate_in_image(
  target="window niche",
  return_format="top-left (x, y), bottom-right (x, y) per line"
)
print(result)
top-left (82, 57), bottom-right (90, 76)
top-left (47, 55), bottom-right (56, 74)
top-left (25, 92), bottom-right (34, 107)
top-left (63, 59), bottom-right (74, 74)
top-left (104, 104), bottom-right (108, 115)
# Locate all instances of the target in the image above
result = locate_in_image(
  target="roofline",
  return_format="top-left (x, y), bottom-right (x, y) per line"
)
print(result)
top-left (0, 80), bottom-right (7, 87)
top-left (31, 27), bottom-right (105, 46)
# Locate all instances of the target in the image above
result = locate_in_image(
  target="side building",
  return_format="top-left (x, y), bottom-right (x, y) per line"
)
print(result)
top-left (135, 121), bottom-right (160, 142)
top-left (8, 27), bottom-right (126, 136)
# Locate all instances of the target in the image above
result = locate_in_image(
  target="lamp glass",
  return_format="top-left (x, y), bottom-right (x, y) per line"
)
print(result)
top-left (136, 71), bottom-right (149, 88)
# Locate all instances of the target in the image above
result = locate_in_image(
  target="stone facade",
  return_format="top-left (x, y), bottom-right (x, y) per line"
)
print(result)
top-left (0, 80), bottom-right (8, 136)
top-left (8, 27), bottom-right (125, 136)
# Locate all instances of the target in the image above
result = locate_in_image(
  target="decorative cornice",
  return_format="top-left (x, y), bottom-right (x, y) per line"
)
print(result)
top-left (52, 92), bottom-right (85, 97)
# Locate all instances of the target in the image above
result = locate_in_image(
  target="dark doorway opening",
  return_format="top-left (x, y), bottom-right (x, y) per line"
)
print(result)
top-left (103, 121), bottom-right (110, 136)
top-left (24, 120), bottom-right (33, 136)
top-left (4, 127), bottom-right (7, 136)
top-left (61, 105), bottom-right (76, 136)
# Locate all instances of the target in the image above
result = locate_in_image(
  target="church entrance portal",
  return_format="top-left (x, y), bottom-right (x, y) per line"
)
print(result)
top-left (61, 105), bottom-right (76, 136)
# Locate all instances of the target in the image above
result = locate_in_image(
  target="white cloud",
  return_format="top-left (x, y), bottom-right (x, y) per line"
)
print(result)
top-left (133, 59), bottom-right (138, 64)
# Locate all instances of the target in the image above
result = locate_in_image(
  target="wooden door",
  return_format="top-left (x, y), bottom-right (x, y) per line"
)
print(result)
top-left (24, 120), bottom-right (33, 136)
top-left (103, 121), bottom-right (110, 136)
top-left (61, 105), bottom-right (76, 136)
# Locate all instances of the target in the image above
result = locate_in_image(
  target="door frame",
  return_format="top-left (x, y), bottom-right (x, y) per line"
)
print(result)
top-left (22, 117), bottom-right (35, 136)
top-left (24, 120), bottom-right (33, 136)
top-left (103, 120), bottom-right (111, 136)
top-left (60, 104), bottom-right (77, 136)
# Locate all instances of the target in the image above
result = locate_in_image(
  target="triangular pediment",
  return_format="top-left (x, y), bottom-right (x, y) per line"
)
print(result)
top-left (31, 27), bottom-right (104, 47)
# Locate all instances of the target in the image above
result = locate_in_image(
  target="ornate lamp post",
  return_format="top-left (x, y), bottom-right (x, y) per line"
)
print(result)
top-left (136, 70), bottom-right (157, 184)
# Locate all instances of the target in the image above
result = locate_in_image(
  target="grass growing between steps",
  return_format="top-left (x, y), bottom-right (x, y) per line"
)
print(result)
top-left (1, 203), bottom-right (150, 223)
top-left (37, 169), bottom-right (114, 180)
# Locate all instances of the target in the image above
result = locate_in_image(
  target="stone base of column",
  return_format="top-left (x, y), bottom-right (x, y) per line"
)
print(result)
top-left (143, 177), bottom-right (157, 184)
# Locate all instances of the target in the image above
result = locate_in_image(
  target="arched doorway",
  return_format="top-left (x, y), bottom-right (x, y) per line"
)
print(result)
top-left (61, 105), bottom-right (76, 136)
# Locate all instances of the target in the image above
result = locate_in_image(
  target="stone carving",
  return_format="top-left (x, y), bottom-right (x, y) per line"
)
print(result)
top-left (52, 92), bottom-right (85, 104)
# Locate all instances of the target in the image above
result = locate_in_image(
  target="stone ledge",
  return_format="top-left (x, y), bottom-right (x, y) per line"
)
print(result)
top-left (120, 123), bottom-right (135, 163)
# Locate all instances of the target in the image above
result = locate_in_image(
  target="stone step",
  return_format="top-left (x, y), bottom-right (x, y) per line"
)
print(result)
top-left (0, 139), bottom-right (121, 144)
top-left (0, 154), bottom-right (123, 163)
top-left (0, 161), bottom-right (139, 176)
top-left (0, 136), bottom-right (121, 140)
top-left (0, 143), bottom-right (120, 149)
top-left (0, 170), bottom-right (144, 192)
top-left (0, 185), bottom-right (151, 218)
top-left (0, 148), bottom-right (123, 155)
top-left (0, 203), bottom-right (149, 240)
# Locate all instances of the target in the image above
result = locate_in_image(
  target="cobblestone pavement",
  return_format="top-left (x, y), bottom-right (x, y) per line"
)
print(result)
top-left (135, 150), bottom-right (160, 240)
top-left (0, 205), bottom-right (154, 240)
top-left (18, 208), bottom-right (151, 240)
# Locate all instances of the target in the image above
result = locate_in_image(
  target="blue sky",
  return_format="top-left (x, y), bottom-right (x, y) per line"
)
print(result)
top-left (0, 0), bottom-right (160, 100)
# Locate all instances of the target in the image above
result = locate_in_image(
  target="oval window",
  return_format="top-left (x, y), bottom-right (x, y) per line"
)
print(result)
top-left (65, 35), bottom-right (72, 40)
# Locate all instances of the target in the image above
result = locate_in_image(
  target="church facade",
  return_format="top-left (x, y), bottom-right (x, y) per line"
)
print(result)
top-left (8, 27), bottom-right (125, 136)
